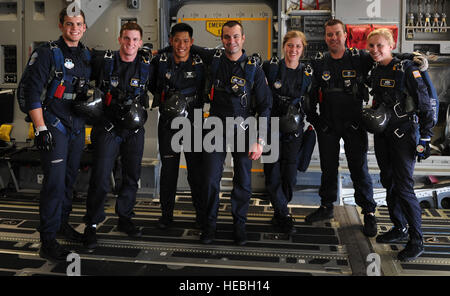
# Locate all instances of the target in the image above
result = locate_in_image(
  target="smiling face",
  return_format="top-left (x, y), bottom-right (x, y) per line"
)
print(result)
top-left (170, 31), bottom-right (193, 63)
top-left (283, 37), bottom-right (304, 65)
top-left (367, 34), bottom-right (393, 65)
top-left (221, 24), bottom-right (245, 60)
top-left (118, 29), bottom-right (143, 61)
top-left (59, 15), bottom-right (86, 47)
top-left (325, 23), bottom-right (347, 55)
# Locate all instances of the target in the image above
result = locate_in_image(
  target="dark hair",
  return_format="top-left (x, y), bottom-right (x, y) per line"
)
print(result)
top-left (59, 7), bottom-right (86, 25)
top-left (221, 20), bottom-right (244, 37)
top-left (324, 18), bottom-right (346, 33)
top-left (170, 23), bottom-right (193, 38)
top-left (120, 22), bottom-right (143, 38)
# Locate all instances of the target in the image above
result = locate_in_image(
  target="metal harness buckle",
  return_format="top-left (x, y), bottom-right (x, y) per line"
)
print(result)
top-left (104, 50), bottom-right (113, 60)
top-left (304, 64), bottom-right (313, 76)
top-left (393, 102), bottom-right (408, 118)
top-left (160, 53), bottom-right (168, 62)
top-left (270, 55), bottom-right (279, 64)
top-left (105, 122), bottom-right (114, 132)
top-left (51, 117), bottom-right (61, 128)
top-left (394, 128), bottom-right (405, 138)
top-left (214, 49), bottom-right (223, 58)
top-left (192, 55), bottom-right (203, 65)
top-left (239, 121), bottom-right (249, 131)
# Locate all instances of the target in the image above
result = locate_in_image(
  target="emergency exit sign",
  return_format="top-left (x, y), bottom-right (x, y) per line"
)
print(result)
top-left (205, 19), bottom-right (241, 37)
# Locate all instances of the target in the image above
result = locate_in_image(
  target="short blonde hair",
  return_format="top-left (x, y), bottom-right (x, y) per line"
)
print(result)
top-left (283, 30), bottom-right (308, 48)
top-left (367, 28), bottom-right (395, 47)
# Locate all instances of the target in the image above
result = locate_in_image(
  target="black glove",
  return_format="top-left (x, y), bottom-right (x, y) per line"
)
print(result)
top-left (416, 139), bottom-right (431, 162)
top-left (34, 129), bottom-right (55, 151)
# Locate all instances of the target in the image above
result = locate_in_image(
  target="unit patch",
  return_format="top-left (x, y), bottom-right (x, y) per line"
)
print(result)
top-left (130, 78), bottom-right (140, 87)
top-left (274, 80), bottom-right (282, 89)
top-left (28, 52), bottom-right (38, 66)
top-left (380, 79), bottom-right (395, 88)
top-left (322, 71), bottom-right (331, 81)
top-left (64, 59), bottom-right (74, 70)
top-left (412, 70), bottom-right (422, 79)
top-left (111, 77), bottom-right (119, 88)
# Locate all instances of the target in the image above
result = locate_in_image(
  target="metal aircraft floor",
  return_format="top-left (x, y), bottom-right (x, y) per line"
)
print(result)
top-left (0, 191), bottom-right (449, 277)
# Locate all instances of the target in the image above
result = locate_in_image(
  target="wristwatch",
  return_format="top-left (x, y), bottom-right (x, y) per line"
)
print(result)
top-left (257, 138), bottom-right (266, 147)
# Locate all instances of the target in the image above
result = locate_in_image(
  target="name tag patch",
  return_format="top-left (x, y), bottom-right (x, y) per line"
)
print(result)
top-left (380, 79), bottom-right (395, 88)
top-left (412, 70), bottom-right (422, 79)
top-left (231, 76), bottom-right (246, 86)
top-left (342, 70), bottom-right (356, 78)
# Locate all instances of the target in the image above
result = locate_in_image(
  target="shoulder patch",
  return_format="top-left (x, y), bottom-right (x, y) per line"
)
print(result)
top-left (412, 70), bottom-right (422, 79)
top-left (28, 52), bottom-right (38, 66)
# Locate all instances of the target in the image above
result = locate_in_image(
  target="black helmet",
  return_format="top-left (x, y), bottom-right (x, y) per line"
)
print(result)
top-left (119, 99), bottom-right (148, 129)
top-left (72, 88), bottom-right (104, 120)
top-left (280, 105), bottom-right (302, 133)
top-left (361, 104), bottom-right (391, 134)
top-left (160, 92), bottom-right (188, 119)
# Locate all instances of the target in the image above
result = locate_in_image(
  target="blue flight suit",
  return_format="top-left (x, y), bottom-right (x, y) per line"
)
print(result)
top-left (24, 36), bottom-right (91, 243)
top-left (192, 47), bottom-right (272, 230)
top-left (151, 52), bottom-right (206, 224)
top-left (308, 48), bottom-right (377, 214)
top-left (83, 50), bottom-right (152, 225)
top-left (370, 57), bottom-right (434, 242)
top-left (262, 58), bottom-right (311, 216)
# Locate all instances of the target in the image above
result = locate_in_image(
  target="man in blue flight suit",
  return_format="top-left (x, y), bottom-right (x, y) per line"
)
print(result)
top-left (82, 22), bottom-right (153, 249)
top-left (151, 23), bottom-right (206, 229)
top-left (197, 21), bottom-right (272, 245)
top-left (305, 19), bottom-right (378, 237)
top-left (24, 7), bottom-right (90, 261)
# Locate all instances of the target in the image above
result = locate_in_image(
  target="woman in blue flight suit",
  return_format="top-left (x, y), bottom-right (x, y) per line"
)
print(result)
top-left (366, 28), bottom-right (434, 261)
top-left (262, 31), bottom-right (312, 234)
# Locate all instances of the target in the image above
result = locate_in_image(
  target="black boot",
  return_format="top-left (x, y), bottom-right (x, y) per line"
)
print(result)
top-left (117, 218), bottom-right (142, 238)
top-left (200, 226), bottom-right (216, 244)
top-left (57, 222), bottom-right (84, 242)
top-left (157, 215), bottom-right (173, 230)
top-left (233, 224), bottom-right (247, 246)
top-left (376, 227), bottom-right (408, 243)
top-left (397, 240), bottom-right (424, 262)
top-left (362, 213), bottom-right (378, 237)
top-left (83, 225), bottom-right (98, 250)
top-left (39, 240), bottom-right (71, 261)
top-left (271, 213), bottom-right (282, 227)
top-left (279, 214), bottom-right (297, 235)
top-left (305, 206), bottom-right (334, 223)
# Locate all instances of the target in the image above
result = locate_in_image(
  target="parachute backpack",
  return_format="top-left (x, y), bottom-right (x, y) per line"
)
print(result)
top-left (394, 59), bottom-right (439, 126)
top-left (16, 41), bottom-right (91, 118)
